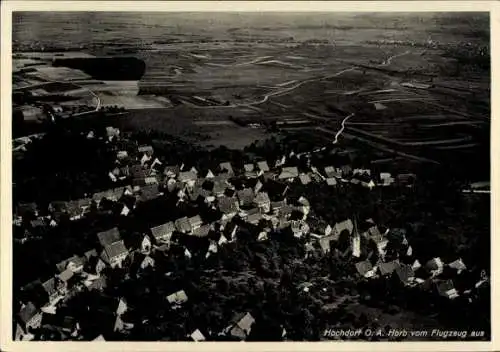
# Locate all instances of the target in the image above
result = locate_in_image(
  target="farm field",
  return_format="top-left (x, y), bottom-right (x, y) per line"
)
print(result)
top-left (12, 12), bottom-right (490, 178)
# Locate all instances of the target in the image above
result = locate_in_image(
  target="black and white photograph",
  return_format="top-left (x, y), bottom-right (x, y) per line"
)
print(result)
top-left (2, 1), bottom-right (495, 348)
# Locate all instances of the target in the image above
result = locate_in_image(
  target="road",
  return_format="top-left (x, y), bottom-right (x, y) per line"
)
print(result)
top-left (185, 67), bottom-right (357, 110)
top-left (345, 126), bottom-right (473, 147)
top-left (14, 80), bottom-right (101, 112)
top-left (317, 128), bottom-right (441, 164)
top-left (178, 50), bottom-right (410, 111)
top-left (331, 113), bottom-right (355, 145)
top-left (380, 50), bottom-right (411, 66)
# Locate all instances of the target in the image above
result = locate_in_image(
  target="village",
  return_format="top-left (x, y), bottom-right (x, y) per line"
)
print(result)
top-left (13, 125), bottom-right (490, 342)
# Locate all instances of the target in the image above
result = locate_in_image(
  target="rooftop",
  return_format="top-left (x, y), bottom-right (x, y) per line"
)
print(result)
top-left (104, 240), bottom-right (128, 259)
top-left (97, 227), bottom-right (121, 247)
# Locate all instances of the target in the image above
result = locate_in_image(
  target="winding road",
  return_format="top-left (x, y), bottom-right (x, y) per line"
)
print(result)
top-left (332, 113), bottom-right (355, 145)
top-left (380, 50), bottom-right (411, 66)
top-left (15, 80), bottom-right (101, 112)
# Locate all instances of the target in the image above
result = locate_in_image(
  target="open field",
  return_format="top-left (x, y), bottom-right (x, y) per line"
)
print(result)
top-left (12, 12), bottom-right (489, 177)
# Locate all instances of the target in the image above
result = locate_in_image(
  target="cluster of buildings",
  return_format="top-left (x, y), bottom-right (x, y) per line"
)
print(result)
top-left (13, 126), bottom-right (488, 342)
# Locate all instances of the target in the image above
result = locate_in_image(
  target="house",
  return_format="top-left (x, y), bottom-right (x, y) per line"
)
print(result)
top-left (42, 278), bottom-right (59, 305)
top-left (205, 169), bottom-right (215, 179)
top-left (351, 233), bottom-right (361, 258)
top-left (297, 196), bottom-right (311, 217)
top-left (271, 200), bottom-right (286, 214)
top-left (211, 179), bottom-right (228, 197)
top-left (324, 166), bottom-right (342, 179)
top-left (137, 183), bottom-right (160, 202)
top-left (219, 162), bottom-right (234, 175)
top-left (274, 155), bottom-right (286, 168)
top-left (223, 312), bottom-right (255, 340)
top-left (57, 269), bottom-right (75, 292)
top-left (218, 196), bottom-right (239, 217)
top-left (130, 164), bottom-right (149, 180)
top-left (67, 256), bottom-right (86, 273)
top-left (308, 219), bottom-right (332, 237)
top-left (353, 168), bottom-right (371, 177)
top-left (178, 170), bottom-right (198, 184)
top-left (205, 240), bottom-right (219, 259)
top-left (278, 166), bottom-right (299, 180)
top-left (187, 187), bottom-right (205, 203)
top-left (166, 290), bottom-right (189, 307)
top-left (66, 201), bottom-right (85, 221)
top-left (92, 188), bottom-right (123, 205)
top-left (244, 163), bottom-right (255, 173)
top-left (193, 224), bottom-right (211, 238)
top-left (257, 231), bottom-right (268, 242)
top-left (426, 257), bottom-right (444, 275)
top-left (379, 260), bottom-right (400, 277)
top-left (254, 192), bottom-right (271, 213)
top-left (84, 255), bottom-right (107, 276)
top-left (355, 260), bottom-right (374, 278)
top-left (120, 166), bottom-right (131, 179)
top-left (366, 225), bottom-right (384, 241)
top-left (97, 227), bottom-right (121, 247)
top-left (291, 220), bottom-right (310, 238)
top-left (237, 188), bottom-right (255, 207)
top-left (326, 178), bottom-right (337, 186)
top-left (218, 234), bottom-right (229, 246)
top-left (14, 322), bottom-right (28, 341)
top-left (141, 235), bottom-right (152, 254)
top-left (150, 222), bottom-right (175, 244)
top-left (436, 280), bottom-right (459, 299)
top-left (188, 215), bottom-right (203, 231)
top-left (298, 173), bottom-right (312, 185)
top-left (164, 165), bottom-right (180, 178)
top-left (412, 259), bottom-right (422, 271)
top-left (166, 178), bottom-right (180, 193)
top-left (341, 164), bottom-right (352, 176)
top-left (114, 314), bottom-right (135, 333)
top-left (138, 145), bottom-right (154, 156)
top-left (175, 217), bottom-right (192, 233)
top-left (254, 180), bottom-right (264, 194)
top-left (190, 329), bottom-right (206, 342)
top-left (28, 217), bottom-right (46, 229)
top-left (134, 176), bottom-right (158, 187)
top-left (55, 255), bottom-right (85, 273)
top-left (117, 150), bottom-right (128, 160)
top-left (87, 275), bottom-right (108, 291)
top-left (40, 305), bottom-right (57, 315)
top-left (150, 157), bottom-right (163, 171)
top-left (140, 255), bottom-right (155, 270)
top-left (18, 302), bottom-right (43, 333)
top-left (395, 264), bottom-right (416, 286)
top-left (101, 240), bottom-right (128, 268)
top-left (120, 204), bottom-right (131, 216)
top-left (247, 211), bottom-right (263, 225)
top-left (333, 219), bottom-right (354, 237)
top-left (41, 314), bottom-right (81, 337)
top-left (106, 126), bottom-right (120, 140)
top-left (362, 180), bottom-right (376, 190)
top-left (317, 235), bottom-right (336, 254)
top-left (448, 258), bottom-right (467, 274)
top-left (256, 160), bottom-right (270, 173)
top-left (380, 172), bottom-right (395, 186)
top-left (16, 202), bottom-right (39, 219)
top-left (224, 223), bottom-right (239, 242)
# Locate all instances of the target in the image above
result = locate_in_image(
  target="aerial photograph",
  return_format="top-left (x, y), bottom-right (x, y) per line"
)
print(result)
top-left (10, 11), bottom-right (490, 342)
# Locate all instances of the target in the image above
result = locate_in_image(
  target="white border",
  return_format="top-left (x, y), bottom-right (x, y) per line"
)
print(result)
top-left (1, 2), bottom-right (497, 351)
